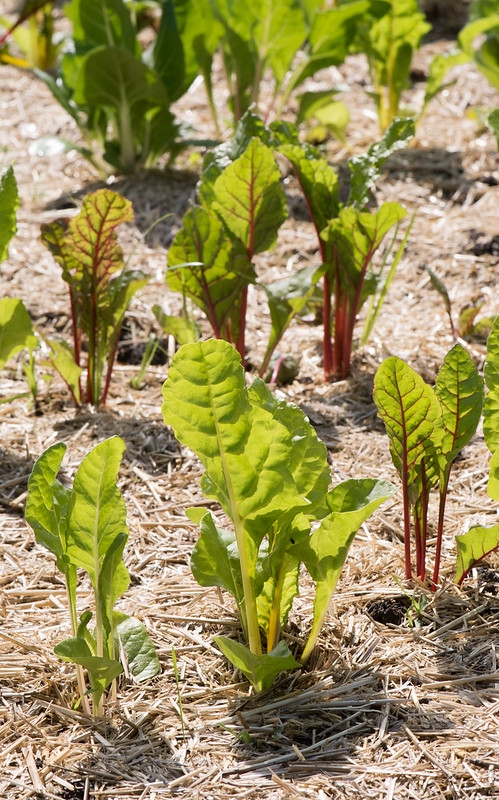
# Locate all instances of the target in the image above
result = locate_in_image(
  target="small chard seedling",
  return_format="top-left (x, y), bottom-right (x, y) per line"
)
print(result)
top-left (373, 343), bottom-right (484, 587)
top-left (41, 188), bottom-right (148, 407)
top-left (162, 339), bottom-right (395, 691)
top-left (25, 436), bottom-right (160, 716)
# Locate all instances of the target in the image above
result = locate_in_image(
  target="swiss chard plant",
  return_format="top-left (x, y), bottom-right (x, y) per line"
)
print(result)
top-left (277, 116), bottom-right (414, 380)
top-left (373, 343), bottom-right (484, 587)
top-left (25, 436), bottom-right (160, 716)
top-left (34, 0), bottom-right (197, 173)
top-left (352, 0), bottom-right (431, 131)
top-left (0, 0), bottom-right (60, 70)
top-left (0, 166), bottom-right (39, 403)
top-left (41, 188), bottom-right (148, 407)
top-left (162, 338), bottom-right (396, 691)
top-left (166, 113), bottom-right (413, 381)
top-left (459, 0), bottom-right (499, 95)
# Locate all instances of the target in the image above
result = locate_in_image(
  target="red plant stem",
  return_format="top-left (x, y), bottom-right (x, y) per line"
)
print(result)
top-left (432, 474), bottom-right (450, 591)
top-left (236, 286), bottom-right (248, 365)
top-left (323, 272), bottom-right (333, 377)
top-left (401, 474), bottom-right (412, 580)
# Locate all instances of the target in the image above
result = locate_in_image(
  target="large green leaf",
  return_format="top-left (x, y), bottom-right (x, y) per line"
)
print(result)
top-left (214, 636), bottom-right (300, 692)
top-left (67, 437), bottom-right (130, 606)
top-left (434, 343), bottom-right (483, 471)
top-left (189, 510), bottom-right (245, 613)
top-left (0, 166), bottom-right (18, 263)
top-left (25, 442), bottom-right (71, 570)
top-left (373, 356), bottom-right (443, 479)
top-left (0, 298), bottom-right (37, 370)
top-left (65, 0), bottom-right (139, 54)
top-left (295, 478), bottom-right (396, 663)
top-left (278, 143), bottom-right (339, 238)
top-left (484, 315), bottom-right (499, 453)
top-left (212, 137), bottom-right (287, 257)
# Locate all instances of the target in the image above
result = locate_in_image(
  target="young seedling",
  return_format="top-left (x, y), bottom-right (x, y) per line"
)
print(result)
top-left (374, 343), bottom-right (484, 587)
top-left (41, 188), bottom-right (148, 407)
top-left (162, 338), bottom-right (395, 691)
top-left (25, 436), bottom-right (160, 716)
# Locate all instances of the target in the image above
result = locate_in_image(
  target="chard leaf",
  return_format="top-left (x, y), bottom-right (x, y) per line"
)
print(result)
top-left (278, 143), bottom-right (339, 236)
top-left (65, 0), bottom-right (139, 54)
top-left (373, 356), bottom-right (442, 480)
top-left (348, 118), bottom-right (414, 208)
top-left (0, 165), bottom-right (18, 262)
top-left (0, 298), bottom-right (37, 370)
top-left (212, 138), bottom-right (287, 256)
top-left (152, 305), bottom-right (199, 345)
top-left (25, 442), bottom-right (71, 571)
top-left (172, 0), bottom-right (223, 97)
top-left (296, 478), bottom-right (396, 663)
top-left (167, 206), bottom-right (255, 340)
top-left (249, 0), bottom-right (307, 85)
top-left (114, 613), bottom-right (161, 682)
top-left (214, 636), bottom-right (300, 692)
top-left (54, 636), bottom-right (123, 706)
top-left (152, 0), bottom-right (186, 101)
top-left (67, 436), bottom-right (130, 612)
top-left (487, 447), bottom-right (499, 502)
top-left (455, 523), bottom-right (499, 585)
top-left (484, 315), bottom-right (499, 453)
top-left (434, 343), bottom-right (483, 471)
top-left (189, 510), bottom-right (245, 614)
top-left (43, 337), bottom-right (83, 406)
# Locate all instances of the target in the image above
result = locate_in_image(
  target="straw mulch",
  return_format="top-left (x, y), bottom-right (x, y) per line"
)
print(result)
top-left (3, 13), bottom-right (499, 799)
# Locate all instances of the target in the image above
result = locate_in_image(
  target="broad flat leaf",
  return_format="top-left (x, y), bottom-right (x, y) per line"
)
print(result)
top-left (456, 522), bottom-right (499, 585)
top-left (278, 143), bottom-right (339, 236)
top-left (373, 357), bottom-right (443, 479)
top-left (25, 442), bottom-right (71, 567)
top-left (434, 343), bottom-right (483, 470)
top-left (250, 0), bottom-right (307, 85)
top-left (43, 337), bottom-right (83, 406)
top-left (484, 315), bottom-right (499, 453)
top-left (293, 479), bottom-right (396, 663)
top-left (172, 0), bottom-right (223, 94)
top-left (348, 118), bottom-right (414, 208)
top-left (67, 436), bottom-right (129, 601)
top-left (0, 298), bottom-right (36, 369)
top-left (152, 305), bottom-right (199, 345)
top-left (114, 612), bottom-right (160, 682)
top-left (153, 0), bottom-right (185, 100)
top-left (459, 15), bottom-right (499, 91)
top-left (214, 636), bottom-right (300, 692)
top-left (212, 138), bottom-right (287, 257)
top-left (166, 206), bottom-right (255, 338)
top-left (423, 51), bottom-right (469, 117)
top-left (189, 510), bottom-right (245, 611)
top-left (162, 341), bottom-right (322, 544)
top-left (0, 165), bottom-right (18, 262)
top-left (65, 0), bottom-right (139, 54)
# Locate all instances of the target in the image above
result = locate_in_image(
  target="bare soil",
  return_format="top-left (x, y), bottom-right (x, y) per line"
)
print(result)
top-left (3, 16), bottom-right (499, 800)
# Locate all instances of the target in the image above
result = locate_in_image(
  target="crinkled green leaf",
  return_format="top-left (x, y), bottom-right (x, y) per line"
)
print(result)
top-left (212, 138), bottom-right (287, 256)
top-left (434, 343), bottom-right (483, 470)
top-left (0, 298), bottom-right (36, 369)
top-left (456, 522), bottom-right (499, 585)
top-left (0, 165), bottom-right (18, 263)
top-left (348, 118), bottom-right (415, 208)
top-left (214, 636), bottom-right (300, 692)
top-left (373, 356), bottom-right (443, 479)
top-left (114, 612), bottom-right (160, 682)
top-left (483, 315), bottom-right (499, 453)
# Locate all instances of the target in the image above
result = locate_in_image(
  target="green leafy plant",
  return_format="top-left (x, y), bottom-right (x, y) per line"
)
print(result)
top-left (25, 436), bottom-right (160, 716)
top-left (162, 339), bottom-right (396, 691)
top-left (278, 116), bottom-right (414, 379)
top-left (352, 0), bottom-right (431, 131)
top-left (0, 0), bottom-right (60, 70)
top-left (41, 188), bottom-right (148, 407)
top-left (34, 0), bottom-right (198, 173)
top-left (373, 343), bottom-right (484, 587)
top-left (426, 265), bottom-right (494, 343)
top-left (167, 113), bottom-right (413, 381)
top-left (459, 0), bottom-right (499, 94)
top-left (176, 0), bottom-right (368, 133)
